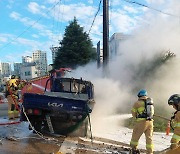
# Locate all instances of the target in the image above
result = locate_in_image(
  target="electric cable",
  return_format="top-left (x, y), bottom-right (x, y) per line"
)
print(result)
top-left (122, 0), bottom-right (180, 18)
top-left (22, 105), bottom-right (59, 143)
top-left (0, 0), bottom-right (61, 52)
top-left (88, 0), bottom-right (102, 35)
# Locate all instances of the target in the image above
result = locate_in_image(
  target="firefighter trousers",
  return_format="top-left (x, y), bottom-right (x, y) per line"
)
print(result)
top-left (130, 120), bottom-right (153, 154)
top-left (7, 95), bottom-right (19, 119)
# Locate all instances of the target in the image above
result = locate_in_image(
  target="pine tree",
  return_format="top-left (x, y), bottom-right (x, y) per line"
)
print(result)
top-left (54, 17), bottom-right (96, 69)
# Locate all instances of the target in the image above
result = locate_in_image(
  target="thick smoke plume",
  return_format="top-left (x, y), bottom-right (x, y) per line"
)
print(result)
top-left (73, 0), bottom-right (180, 133)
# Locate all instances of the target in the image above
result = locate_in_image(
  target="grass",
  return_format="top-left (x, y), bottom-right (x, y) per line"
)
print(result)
top-left (124, 117), bottom-right (170, 132)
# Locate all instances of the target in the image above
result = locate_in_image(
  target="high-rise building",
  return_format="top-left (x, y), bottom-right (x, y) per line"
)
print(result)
top-left (50, 46), bottom-right (59, 64)
top-left (22, 56), bottom-right (33, 64)
top-left (0, 62), bottom-right (11, 77)
top-left (32, 50), bottom-right (47, 76)
top-left (13, 62), bottom-right (22, 76)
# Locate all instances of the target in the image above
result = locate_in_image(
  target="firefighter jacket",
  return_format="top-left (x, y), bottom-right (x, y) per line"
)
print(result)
top-left (8, 79), bottom-right (18, 87)
top-left (6, 79), bottom-right (19, 97)
top-left (17, 80), bottom-right (26, 90)
top-left (131, 96), bottom-right (154, 121)
top-left (170, 111), bottom-right (180, 149)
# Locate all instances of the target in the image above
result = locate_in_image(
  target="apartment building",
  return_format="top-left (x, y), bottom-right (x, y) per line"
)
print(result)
top-left (50, 46), bottom-right (59, 64)
top-left (109, 33), bottom-right (131, 59)
top-left (22, 56), bottom-right (33, 64)
top-left (14, 62), bottom-right (22, 76)
top-left (20, 63), bottom-right (38, 80)
top-left (32, 50), bottom-right (47, 76)
top-left (0, 62), bottom-right (11, 77)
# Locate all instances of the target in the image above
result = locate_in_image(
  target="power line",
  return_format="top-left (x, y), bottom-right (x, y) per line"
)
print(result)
top-left (0, 0), bottom-right (61, 52)
top-left (88, 0), bottom-right (102, 35)
top-left (122, 0), bottom-right (180, 18)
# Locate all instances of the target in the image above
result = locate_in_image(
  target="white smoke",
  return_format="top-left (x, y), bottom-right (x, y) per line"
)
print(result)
top-left (74, 0), bottom-right (180, 133)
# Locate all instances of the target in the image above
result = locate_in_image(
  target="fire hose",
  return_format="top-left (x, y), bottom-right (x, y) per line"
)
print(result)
top-left (0, 121), bottom-right (21, 126)
top-left (154, 114), bottom-right (170, 121)
top-left (154, 114), bottom-right (174, 133)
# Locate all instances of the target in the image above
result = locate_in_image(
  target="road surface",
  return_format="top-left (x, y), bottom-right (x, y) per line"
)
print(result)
top-left (0, 96), bottom-right (168, 153)
top-left (0, 99), bottom-right (133, 154)
top-left (0, 118), bottom-right (138, 154)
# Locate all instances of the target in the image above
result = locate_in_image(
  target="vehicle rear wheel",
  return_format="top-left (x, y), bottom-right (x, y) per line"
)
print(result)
top-left (33, 120), bottom-right (42, 132)
top-left (68, 117), bottom-right (90, 137)
top-left (28, 117), bottom-right (42, 132)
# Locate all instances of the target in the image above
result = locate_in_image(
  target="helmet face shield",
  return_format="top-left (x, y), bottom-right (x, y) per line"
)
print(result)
top-left (168, 100), bottom-right (174, 105)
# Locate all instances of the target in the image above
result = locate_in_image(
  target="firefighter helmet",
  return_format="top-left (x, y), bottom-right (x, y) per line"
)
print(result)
top-left (168, 94), bottom-right (180, 106)
top-left (11, 75), bottom-right (15, 79)
top-left (137, 89), bottom-right (147, 97)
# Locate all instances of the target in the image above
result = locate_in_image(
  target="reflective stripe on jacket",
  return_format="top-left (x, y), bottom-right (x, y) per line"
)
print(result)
top-left (172, 134), bottom-right (180, 142)
top-left (172, 111), bottom-right (180, 142)
top-left (131, 96), bottom-right (148, 121)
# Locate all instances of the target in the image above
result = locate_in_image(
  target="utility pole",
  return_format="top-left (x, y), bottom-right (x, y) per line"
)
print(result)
top-left (103, 0), bottom-right (109, 75)
top-left (97, 41), bottom-right (101, 68)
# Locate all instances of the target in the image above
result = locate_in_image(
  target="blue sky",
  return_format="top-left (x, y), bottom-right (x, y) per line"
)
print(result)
top-left (0, 0), bottom-right (170, 65)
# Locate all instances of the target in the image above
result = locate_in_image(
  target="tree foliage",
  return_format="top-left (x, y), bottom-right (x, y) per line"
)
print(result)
top-left (54, 18), bottom-right (97, 69)
top-left (131, 50), bottom-right (175, 92)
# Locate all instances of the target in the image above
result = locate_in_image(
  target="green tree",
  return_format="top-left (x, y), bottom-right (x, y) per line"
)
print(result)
top-left (54, 17), bottom-right (97, 69)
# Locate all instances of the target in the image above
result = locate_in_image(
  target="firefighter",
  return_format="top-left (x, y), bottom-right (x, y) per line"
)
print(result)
top-left (6, 75), bottom-right (19, 119)
top-left (166, 94), bottom-right (180, 154)
top-left (130, 89), bottom-right (154, 154)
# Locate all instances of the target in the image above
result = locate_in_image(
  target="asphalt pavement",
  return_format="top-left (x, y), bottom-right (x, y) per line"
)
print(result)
top-left (0, 103), bottom-right (8, 117)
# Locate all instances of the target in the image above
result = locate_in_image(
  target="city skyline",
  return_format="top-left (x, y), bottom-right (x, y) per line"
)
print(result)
top-left (0, 0), bottom-right (155, 65)
top-left (0, 0), bottom-right (178, 65)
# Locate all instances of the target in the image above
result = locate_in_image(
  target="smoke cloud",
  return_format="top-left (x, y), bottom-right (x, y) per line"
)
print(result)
top-left (73, 0), bottom-right (180, 133)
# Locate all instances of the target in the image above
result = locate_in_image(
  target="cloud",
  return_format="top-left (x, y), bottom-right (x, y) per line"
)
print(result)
top-left (46, 0), bottom-right (60, 3)
top-left (1, 35), bottom-right (53, 63)
top-left (27, 2), bottom-right (47, 17)
top-left (10, 11), bottom-right (46, 31)
top-left (146, 0), bottom-right (166, 4)
top-left (16, 38), bottom-right (42, 47)
top-left (111, 0), bottom-right (121, 6)
top-left (0, 33), bottom-right (45, 52)
top-left (52, 3), bottom-right (95, 22)
top-left (10, 11), bottom-right (21, 20)
top-left (9, 11), bottom-right (59, 43)
top-left (110, 10), bottom-right (139, 33)
top-left (123, 5), bottom-right (139, 14)
top-left (0, 33), bottom-right (14, 46)
top-left (0, 36), bottom-right (8, 43)
top-left (32, 34), bottom-right (39, 38)
top-left (88, 0), bottom-right (93, 4)
top-left (6, 0), bottom-right (15, 9)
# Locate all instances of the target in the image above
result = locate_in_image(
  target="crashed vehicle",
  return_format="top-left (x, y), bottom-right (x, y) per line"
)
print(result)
top-left (20, 69), bottom-right (95, 136)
